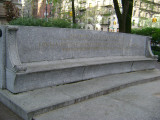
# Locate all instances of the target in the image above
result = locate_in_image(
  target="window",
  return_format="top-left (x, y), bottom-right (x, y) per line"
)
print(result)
top-left (134, 1), bottom-right (137, 6)
top-left (108, 18), bottom-right (111, 25)
top-left (133, 10), bottom-right (136, 16)
top-left (140, 2), bottom-right (142, 7)
top-left (97, 1), bottom-right (100, 6)
top-left (146, 4), bottom-right (148, 9)
top-left (108, 18), bottom-right (110, 22)
top-left (138, 12), bottom-right (141, 17)
top-left (132, 20), bottom-right (135, 26)
top-left (89, 3), bottom-right (92, 8)
top-left (101, 28), bottom-right (103, 31)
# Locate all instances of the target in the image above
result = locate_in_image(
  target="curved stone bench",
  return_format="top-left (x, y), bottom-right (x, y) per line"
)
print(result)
top-left (0, 26), bottom-right (157, 93)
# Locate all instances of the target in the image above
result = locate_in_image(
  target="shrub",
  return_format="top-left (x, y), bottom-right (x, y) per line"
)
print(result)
top-left (132, 27), bottom-right (160, 45)
top-left (152, 46), bottom-right (160, 51)
top-left (9, 17), bottom-right (80, 29)
top-left (152, 50), bottom-right (160, 62)
top-left (4, 1), bottom-right (20, 22)
top-left (131, 27), bottom-right (158, 36)
top-left (152, 29), bottom-right (160, 45)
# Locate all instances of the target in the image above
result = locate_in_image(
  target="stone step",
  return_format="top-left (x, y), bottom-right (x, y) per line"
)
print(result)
top-left (0, 69), bottom-right (160, 120)
top-left (34, 79), bottom-right (160, 120)
top-left (22, 56), bottom-right (154, 74)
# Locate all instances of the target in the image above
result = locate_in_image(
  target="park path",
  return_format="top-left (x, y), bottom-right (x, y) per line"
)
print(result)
top-left (35, 77), bottom-right (160, 120)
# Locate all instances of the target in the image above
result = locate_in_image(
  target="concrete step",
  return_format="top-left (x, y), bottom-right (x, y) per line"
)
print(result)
top-left (34, 79), bottom-right (160, 120)
top-left (0, 69), bottom-right (160, 120)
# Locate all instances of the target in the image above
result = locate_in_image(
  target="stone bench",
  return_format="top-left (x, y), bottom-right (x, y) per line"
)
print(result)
top-left (0, 26), bottom-right (157, 93)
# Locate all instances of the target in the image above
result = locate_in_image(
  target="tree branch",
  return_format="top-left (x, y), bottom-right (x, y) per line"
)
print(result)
top-left (113, 0), bottom-right (122, 20)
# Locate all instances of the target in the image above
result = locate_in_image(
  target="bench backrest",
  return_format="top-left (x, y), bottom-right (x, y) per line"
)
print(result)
top-left (5, 26), bottom-right (148, 64)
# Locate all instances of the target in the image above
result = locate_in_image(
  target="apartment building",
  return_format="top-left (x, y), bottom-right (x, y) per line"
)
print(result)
top-left (132, 0), bottom-right (160, 28)
top-left (60, 0), bottom-right (160, 32)
top-left (22, 0), bottom-right (53, 18)
top-left (0, 0), bottom-right (6, 24)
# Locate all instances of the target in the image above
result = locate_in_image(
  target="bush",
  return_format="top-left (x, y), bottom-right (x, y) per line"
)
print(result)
top-left (131, 27), bottom-right (158, 36)
top-left (152, 29), bottom-right (160, 45)
top-left (152, 50), bottom-right (160, 62)
top-left (9, 17), bottom-right (47, 26)
top-left (9, 17), bottom-right (80, 29)
top-left (151, 46), bottom-right (160, 51)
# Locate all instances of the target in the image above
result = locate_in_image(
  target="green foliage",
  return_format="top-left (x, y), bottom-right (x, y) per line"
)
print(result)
top-left (4, 1), bottom-right (20, 22)
top-left (131, 27), bottom-right (160, 44)
top-left (132, 27), bottom-right (157, 36)
top-left (9, 17), bottom-right (80, 29)
top-left (152, 50), bottom-right (160, 62)
top-left (152, 29), bottom-right (160, 44)
top-left (72, 23), bottom-right (81, 29)
top-left (152, 46), bottom-right (160, 52)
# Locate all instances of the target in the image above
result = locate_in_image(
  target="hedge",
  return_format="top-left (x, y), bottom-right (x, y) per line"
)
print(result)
top-left (9, 17), bottom-right (81, 29)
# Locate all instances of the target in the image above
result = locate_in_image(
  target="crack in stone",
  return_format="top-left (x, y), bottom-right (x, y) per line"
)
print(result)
top-left (131, 61), bottom-right (134, 71)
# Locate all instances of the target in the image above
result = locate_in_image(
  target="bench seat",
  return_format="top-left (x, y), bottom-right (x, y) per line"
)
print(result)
top-left (21, 56), bottom-right (155, 74)
top-left (5, 56), bottom-right (156, 93)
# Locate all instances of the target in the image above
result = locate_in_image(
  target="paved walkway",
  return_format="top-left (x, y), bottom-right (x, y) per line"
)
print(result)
top-left (0, 62), bottom-right (160, 120)
top-left (0, 102), bottom-right (22, 120)
top-left (35, 79), bottom-right (160, 120)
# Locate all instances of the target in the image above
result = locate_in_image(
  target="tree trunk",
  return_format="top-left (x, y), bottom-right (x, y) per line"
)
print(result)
top-left (119, 19), bottom-right (126, 32)
top-left (113, 0), bottom-right (133, 33)
top-left (72, 0), bottom-right (76, 24)
top-left (125, 0), bottom-right (133, 33)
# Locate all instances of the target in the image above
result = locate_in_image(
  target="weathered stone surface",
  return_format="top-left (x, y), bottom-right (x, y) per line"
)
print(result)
top-left (0, 25), bottom-right (159, 120)
top-left (0, 69), bottom-right (160, 120)
top-left (15, 27), bottom-right (147, 63)
top-left (0, 25), bottom-right (158, 93)
top-left (0, 26), bottom-right (6, 89)
top-left (34, 79), bottom-right (160, 120)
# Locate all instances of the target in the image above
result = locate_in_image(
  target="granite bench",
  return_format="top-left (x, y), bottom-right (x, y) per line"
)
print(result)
top-left (0, 26), bottom-right (157, 93)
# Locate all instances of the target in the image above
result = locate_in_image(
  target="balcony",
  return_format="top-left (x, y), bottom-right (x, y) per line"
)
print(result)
top-left (79, 0), bottom-right (86, 4)
top-left (100, 19), bottom-right (110, 26)
top-left (139, 8), bottom-right (160, 14)
top-left (100, 8), bottom-right (113, 16)
top-left (79, 7), bottom-right (86, 12)
top-left (0, 3), bottom-right (6, 18)
top-left (79, 4), bottom-right (86, 12)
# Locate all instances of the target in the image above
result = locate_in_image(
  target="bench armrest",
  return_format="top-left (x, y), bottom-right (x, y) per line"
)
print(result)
top-left (146, 37), bottom-right (158, 59)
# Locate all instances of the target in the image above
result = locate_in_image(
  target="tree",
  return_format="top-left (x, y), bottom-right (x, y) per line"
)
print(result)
top-left (52, 0), bottom-right (62, 18)
top-left (4, 1), bottom-right (20, 22)
top-left (71, 0), bottom-right (76, 24)
top-left (113, 0), bottom-right (133, 33)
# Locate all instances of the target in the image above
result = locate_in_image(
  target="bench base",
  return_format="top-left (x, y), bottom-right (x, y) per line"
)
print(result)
top-left (6, 56), bottom-right (156, 93)
top-left (1, 69), bottom-right (160, 120)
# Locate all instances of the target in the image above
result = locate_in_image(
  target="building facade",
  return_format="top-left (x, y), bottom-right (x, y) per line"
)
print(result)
top-left (60, 0), bottom-right (160, 31)
top-left (21, 0), bottom-right (53, 18)
top-left (0, 0), bottom-right (6, 24)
